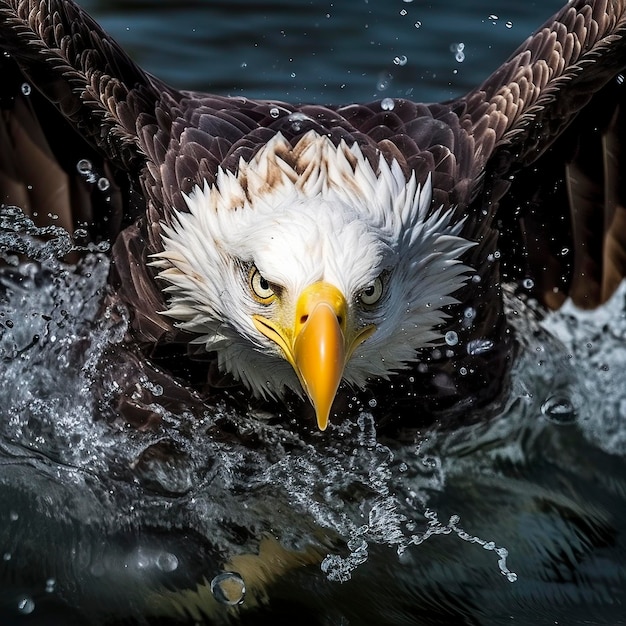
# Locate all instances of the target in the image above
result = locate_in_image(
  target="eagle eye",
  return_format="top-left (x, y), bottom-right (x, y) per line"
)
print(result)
top-left (358, 276), bottom-right (384, 306)
top-left (249, 267), bottom-right (276, 304)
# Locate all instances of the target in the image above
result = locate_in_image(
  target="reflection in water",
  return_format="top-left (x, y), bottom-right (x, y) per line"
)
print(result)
top-left (1, 208), bottom-right (626, 624)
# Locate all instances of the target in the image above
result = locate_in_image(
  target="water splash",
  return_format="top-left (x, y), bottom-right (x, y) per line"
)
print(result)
top-left (2, 214), bottom-right (626, 622)
top-left (0, 206), bottom-right (73, 262)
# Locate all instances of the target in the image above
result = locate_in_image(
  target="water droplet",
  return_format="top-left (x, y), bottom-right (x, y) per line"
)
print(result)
top-left (617, 74), bottom-right (625, 85)
top-left (488, 14), bottom-right (499, 21)
top-left (414, 21), bottom-right (422, 29)
top-left (97, 177), bottom-right (110, 192)
top-left (541, 395), bottom-right (577, 424)
top-left (522, 278), bottom-right (534, 289)
top-left (444, 331), bottom-right (458, 346)
top-left (449, 42), bottom-right (465, 63)
top-left (459, 366), bottom-right (468, 376)
top-left (9, 510), bottom-right (18, 522)
top-left (505, 21), bottom-right (513, 29)
top-left (376, 74), bottom-right (391, 91)
top-left (17, 596), bottom-right (35, 615)
top-left (269, 107), bottom-right (280, 118)
top-left (463, 307), bottom-right (476, 320)
top-left (156, 551), bottom-right (179, 572)
top-left (290, 72), bottom-right (296, 78)
top-left (347, 537), bottom-right (368, 552)
top-left (76, 159), bottom-right (93, 176)
top-left (210, 572), bottom-right (246, 606)
top-left (560, 247), bottom-right (570, 256)
top-left (381, 97), bottom-right (395, 111)
top-left (466, 338), bottom-right (494, 356)
top-left (3, 552), bottom-right (11, 561)
top-left (45, 578), bottom-right (56, 593)
top-left (422, 456), bottom-right (438, 469)
top-left (21, 83), bottom-right (31, 96)
top-left (393, 55), bottom-right (408, 66)
top-left (399, 8), bottom-right (407, 16)
top-left (287, 112), bottom-right (311, 133)
top-left (368, 398), bottom-right (377, 408)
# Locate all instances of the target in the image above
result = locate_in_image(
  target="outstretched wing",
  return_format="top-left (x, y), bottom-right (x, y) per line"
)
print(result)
top-left (0, 0), bottom-right (171, 242)
top-left (333, 1), bottom-right (626, 310)
top-left (3, 0), bottom-right (626, 323)
top-left (461, 0), bottom-right (626, 308)
top-left (0, 0), bottom-right (180, 341)
top-left (0, 0), bottom-right (168, 170)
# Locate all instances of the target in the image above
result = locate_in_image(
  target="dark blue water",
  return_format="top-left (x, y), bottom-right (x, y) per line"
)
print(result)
top-left (2, 1), bottom-right (626, 625)
top-left (81, 0), bottom-right (563, 103)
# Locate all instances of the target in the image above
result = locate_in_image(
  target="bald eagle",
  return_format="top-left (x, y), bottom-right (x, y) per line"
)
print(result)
top-left (1, 0), bottom-right (626, 430)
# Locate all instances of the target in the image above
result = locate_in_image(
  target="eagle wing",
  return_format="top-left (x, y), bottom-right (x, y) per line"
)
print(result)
top-left (2, 0), bottom-right (626, 332)
top-left (460, 0), bottom-right (626, 308)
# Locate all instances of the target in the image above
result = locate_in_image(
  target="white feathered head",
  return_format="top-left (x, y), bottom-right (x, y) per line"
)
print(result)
top-left (151, 130), bottom-right (475, 429)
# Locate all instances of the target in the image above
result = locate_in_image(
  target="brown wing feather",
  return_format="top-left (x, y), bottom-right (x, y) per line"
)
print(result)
top-left (0, 0), bottom-right (172, 170)
top-left (457, 0), bottom-right (626, 308)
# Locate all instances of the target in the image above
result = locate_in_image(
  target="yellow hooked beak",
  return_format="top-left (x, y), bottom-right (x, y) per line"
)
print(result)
top-left (253, 282), bottom-right (375, 430)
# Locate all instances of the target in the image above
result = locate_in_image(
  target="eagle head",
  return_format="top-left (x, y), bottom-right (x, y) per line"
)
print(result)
top-left (151, 131), bottom-right (475, 429)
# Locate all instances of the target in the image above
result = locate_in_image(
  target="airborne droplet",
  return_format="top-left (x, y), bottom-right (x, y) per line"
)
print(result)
top-left (156, 551), bottom-right (179, 572)
top-left (381, 97), bottom-right (395, 111)
top-left (17, 596), bottom-right (35, 615)
top-left (76, 159), bottom-right (93, 176)
top-left (541, 395), bottom-right (577, 424)
top-left (450, 42), bottom-right (465, 63)
top-left (466, 338), bottom-right (494, 356)
top-left (444, 331), bottom-right (459, 346)
top-left (210, 572), bottom-right (246, 605)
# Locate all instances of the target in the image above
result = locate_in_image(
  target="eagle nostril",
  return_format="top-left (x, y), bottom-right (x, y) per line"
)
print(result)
top-left (300, 314), bottom-right (309, 324)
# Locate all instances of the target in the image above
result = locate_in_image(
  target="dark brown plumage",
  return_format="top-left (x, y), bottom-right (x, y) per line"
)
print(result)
top-left (1, 0), bottom-right (626, 429)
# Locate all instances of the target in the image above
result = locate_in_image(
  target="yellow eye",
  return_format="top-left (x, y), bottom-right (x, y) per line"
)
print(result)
top-left (359, 276), bottom-right (384, 306)
top-left (249, 267), bottom-right (276, 304)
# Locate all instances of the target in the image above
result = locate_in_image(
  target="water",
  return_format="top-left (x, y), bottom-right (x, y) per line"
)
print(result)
top-left (2, 1), bottom-right (626, 624)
